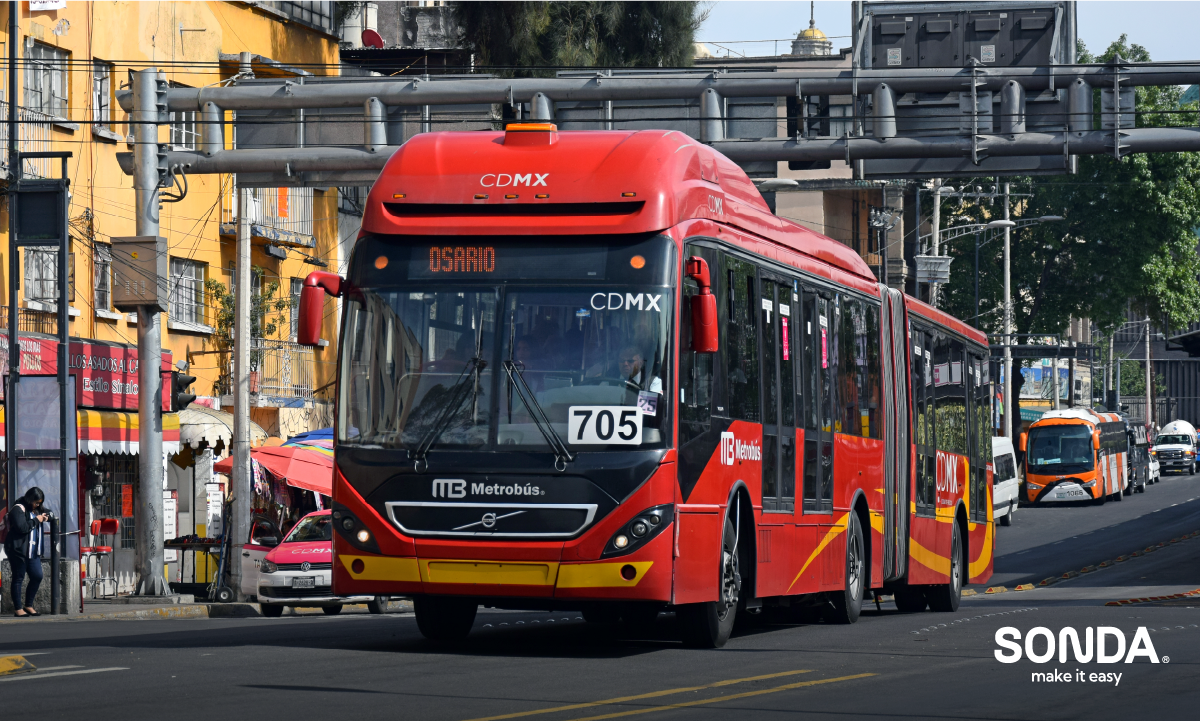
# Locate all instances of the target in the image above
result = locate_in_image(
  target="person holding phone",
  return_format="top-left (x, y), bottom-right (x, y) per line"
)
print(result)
top-left (3, 487), bottom-right (49, 617)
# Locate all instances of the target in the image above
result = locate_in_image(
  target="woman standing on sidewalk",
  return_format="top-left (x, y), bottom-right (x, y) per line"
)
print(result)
top-left (3, 487), bottom-right (49, 617)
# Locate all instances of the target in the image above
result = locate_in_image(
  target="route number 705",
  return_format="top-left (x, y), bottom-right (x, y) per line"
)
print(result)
top-left (568, 406), bottom-right (642, 445)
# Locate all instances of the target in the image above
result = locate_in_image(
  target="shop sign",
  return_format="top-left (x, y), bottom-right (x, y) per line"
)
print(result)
top-left (0, 337), bottom-right (171, 411)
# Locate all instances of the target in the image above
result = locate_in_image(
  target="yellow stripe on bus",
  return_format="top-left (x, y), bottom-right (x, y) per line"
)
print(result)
top-left (338, 555), bottom-right (421, 582)
top-left (420, 559), bottom-right (560, 586)
top-left (557, 561), bottom-right (654, 588)
top-left (786, 513), bottom-right (848, 593)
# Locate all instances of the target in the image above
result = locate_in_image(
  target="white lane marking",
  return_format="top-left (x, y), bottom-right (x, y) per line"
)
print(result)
top-left (31, 666), bottom-right (83, 672)
top-left (0, 667), bottom-right (127, 683)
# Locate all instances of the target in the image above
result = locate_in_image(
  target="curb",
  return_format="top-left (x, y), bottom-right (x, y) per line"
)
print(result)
top-left (0, 603), bottom-right (261, 624)
top-left (1015, 583), bottom-right (1034, 591)
top-left (1105, 588), bottom-right (1200, 607)
top-left (0, 655), bottom-right (36, 677)
top-left (985, 586), bottom-right (1008, 595)
top-left (1022, 529), bottom-right (1200, 590)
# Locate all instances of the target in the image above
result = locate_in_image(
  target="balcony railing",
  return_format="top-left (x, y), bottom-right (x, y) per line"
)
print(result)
top-left (219, 339), bottom-right (316, 406)
top-left (0, 101), bottom-right (58, 179)
top-left (0, 306), bottom-right (59, 336)
top-left (221, 186), bottom-right (314, 246)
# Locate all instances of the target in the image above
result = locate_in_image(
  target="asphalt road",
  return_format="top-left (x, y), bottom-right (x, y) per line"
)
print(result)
top-left (2, 473), bottom-right (1198, 721)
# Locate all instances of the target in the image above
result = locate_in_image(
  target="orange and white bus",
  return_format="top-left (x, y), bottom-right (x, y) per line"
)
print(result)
top-left (1021, 409), bottom-right (1130, 504)
top-left (296, 124), bottom-right (994, 647)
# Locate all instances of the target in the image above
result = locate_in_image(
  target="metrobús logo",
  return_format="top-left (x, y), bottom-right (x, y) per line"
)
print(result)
top-left (480, 173), bottom-right (548, 187)
top-left (995, 626), bottom-right (1164, 686)
top-left (719, 432), bottom-right (761, 466)
top-left (431, 479), bottom-right (545, 498)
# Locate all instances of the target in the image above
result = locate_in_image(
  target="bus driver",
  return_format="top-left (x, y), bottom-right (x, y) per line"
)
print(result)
top-left (619, 345), bottom-right (662, 394)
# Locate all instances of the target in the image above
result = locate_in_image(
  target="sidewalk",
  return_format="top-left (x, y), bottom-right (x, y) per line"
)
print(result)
top-left (0, 599), bottom-right (413, 624)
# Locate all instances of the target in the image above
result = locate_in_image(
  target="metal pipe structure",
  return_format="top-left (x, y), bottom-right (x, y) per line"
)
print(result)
top-left (1145, 317), bottom-right (1153, 429)
top-left (1002, 182), bottom-right (1013, 439)
top-left (132, 69), bottom-right (166, 596)
top-left (115, 64), bottom-right (1200, 113)
top-left (930, 183), bottom-right (942, 308)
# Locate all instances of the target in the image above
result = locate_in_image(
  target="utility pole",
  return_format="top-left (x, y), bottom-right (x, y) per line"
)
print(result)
top-left (5, 0), bottom-right (18, 510)
top-left (930, 181), bottom-right (942, 307)
top-left (132, 69), bottom-right (167, 596)
top-left (1002, 183), bottom-right (1012, 438)
top-left (230, 51), bottom-right (255, 599)
top-left (1145, 316), bottom-right (1153, 429)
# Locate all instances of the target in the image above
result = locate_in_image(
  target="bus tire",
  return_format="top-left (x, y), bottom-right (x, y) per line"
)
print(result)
top-left (927, 523), bottom-right (963, 613)
top-left (677, 518), bottom-right (739, 648)
top-left (1093, 491), bottom-right (1107, 506)
top-left (414, 596), bottom-right (478, 641)
top-left (367, 596), bottom-right (389, 614)
top-left (1112, 486), bottom-right (1124, 502)
top-left (825, 513), bottom-right (865, 625)
top-left (259, 603), bottom-right (284, 618)
top-left (893, 587), bottom-right (928, 613)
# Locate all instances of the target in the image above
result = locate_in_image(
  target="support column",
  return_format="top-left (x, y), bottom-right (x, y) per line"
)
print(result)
top-left (133, 68), bottom-right (166, 596)
top-left (930, 182), bottom-right (942, 308)
top-left (231, 186), bottom-right (253, 599)
top-left (700, 88), bottom-right (724, 143)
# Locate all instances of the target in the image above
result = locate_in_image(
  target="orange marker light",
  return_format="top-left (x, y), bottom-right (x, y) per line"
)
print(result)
top-left (392, 193), bottom-right (406, 199)
top-left (505, 194), bottom-right (519, 199)
top-left (630, 255), bottom-right (646, 269)
top-left (374, 256), bottom-right (389, 270)
top-left (536, 193), bottom-right (549, 199)
top-left (474, 194), bottom-right (488, 200)
top-left (622, 192), bottom-right (637, 197)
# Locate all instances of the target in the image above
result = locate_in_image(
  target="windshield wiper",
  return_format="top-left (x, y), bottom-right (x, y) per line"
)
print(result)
top-left (409, 354), bottom-right (487, 472)
top-left (503, 359), bottom-right (575, 471)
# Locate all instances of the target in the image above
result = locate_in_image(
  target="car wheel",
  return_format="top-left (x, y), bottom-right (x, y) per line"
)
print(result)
top-left (259, 603), bottom-right (284, 618)
top-left (927, 523), bottom-right (963, 613)
top-left (367, 596), bottom-right (388, 614)
top-left (677, 517), bottom-right (740, 648)
top-left (893, 586), bottom-right (928, 613)
top-left (322, 604), bottom-right (343, 615)
top-left (999, 500), bottom-right (1013, 527)
top-left (825, 513), bottom-right (865, 625)
top-left (414, 596), bottom-right (478, 641)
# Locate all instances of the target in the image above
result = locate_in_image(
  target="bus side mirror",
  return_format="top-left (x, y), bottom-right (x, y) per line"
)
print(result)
top-left (1093, 432), bottom-right (1101, 450)
top-left (1018, 432), bottom-right (1027, 453)
top-left (686, 256), bottom-right (718, 354)
top-left (298, 271), bottom-right (344, 347)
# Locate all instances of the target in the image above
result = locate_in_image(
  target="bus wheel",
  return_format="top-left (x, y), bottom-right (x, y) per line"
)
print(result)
top-left (414, 596), bottom-right (478, 641)
top-left (367, 596), bottom-right (389, 614)
top-left (1093, 491), bottom-right (1107, 506)
top-left (677, 518), bottom-right (739, 648)
top-left (825, 513), bottom-right (865, 624)
top-left (893, 587), bottom-right (928, 613)
top-left (1112, 486), bottom-right (1124, 502)
top-left (927, 523), bottom-right (963, 613)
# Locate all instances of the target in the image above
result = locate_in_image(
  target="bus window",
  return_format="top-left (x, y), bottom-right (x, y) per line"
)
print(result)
top-left (761, 275), bottom-right (779, 503)
top-left (725, 254), bottom-right (760, 422)
top-left (865, 301), bottom-right (882, 439)
top-left (680, 244), bottom-right (724, 496)
top-left (759, 271), bottom-right (797, 512)
top-left (839, 296), bottom-right (880, 438)
top-left (969, 350), bottom-right (990, 522)
top-left (934, 336), bottom-right (967, 457)
top-left (802, 290), bottom-right (834, 513)
top-left (912, 326), bottom-right (936, 514)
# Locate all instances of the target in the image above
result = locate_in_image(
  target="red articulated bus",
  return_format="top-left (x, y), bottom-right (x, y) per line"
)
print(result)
top-left (297, 123), bottom-right (994, 647)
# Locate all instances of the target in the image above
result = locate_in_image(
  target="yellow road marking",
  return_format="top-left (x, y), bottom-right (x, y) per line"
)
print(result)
top-left (0, 656), bottom-right (36, 677)
top-left (461, 669), bottom-right (814, 721)
top-left (564, 673), bottom-right (878, 721)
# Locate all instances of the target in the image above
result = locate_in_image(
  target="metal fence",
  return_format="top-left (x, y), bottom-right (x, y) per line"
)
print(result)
top-left (0, 101), bottom-right (58, 179)
top-left (0, 306), bottom-right (58, 335)
top-left (220, 339), bottom-right (315, 403)
top-left (221, 185), bottom-right (314, 238)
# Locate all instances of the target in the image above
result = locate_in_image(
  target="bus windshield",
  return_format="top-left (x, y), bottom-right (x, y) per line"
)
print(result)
top-left (338, 234), bottom-right (674, 455)
top-left (1027, 424), bottom-right (1094, 473)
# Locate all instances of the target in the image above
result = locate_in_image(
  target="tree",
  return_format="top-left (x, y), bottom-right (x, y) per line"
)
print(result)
top-left (205, 268), bottom-right (293, 393)
top-left (451, 2), bottom-right (706, 76)
top-left (937, 35), bottom-right (1200, 341)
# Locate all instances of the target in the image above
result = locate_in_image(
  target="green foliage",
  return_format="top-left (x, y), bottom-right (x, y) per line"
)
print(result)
top-left (204, 267), bottom-right (292, 372)
top-left (936, 35), bottom-right (1200, 338)
top-left (451, 2), bottom-right (706, 76)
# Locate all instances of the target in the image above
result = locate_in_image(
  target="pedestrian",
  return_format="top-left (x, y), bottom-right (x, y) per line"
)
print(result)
top-left (3, 487), bottom-right (49, 617)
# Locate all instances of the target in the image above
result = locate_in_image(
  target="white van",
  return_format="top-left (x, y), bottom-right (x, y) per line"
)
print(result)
top-left (992, 436), bottom-right (1020, 526)
top-left (1152, 420), bottom-right (1198, 475)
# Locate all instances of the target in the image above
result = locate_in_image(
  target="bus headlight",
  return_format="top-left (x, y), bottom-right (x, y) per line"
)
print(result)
top-left (356, 529), bottom-right (371, 544)
top-left (1026, 483), bottom-right (1043, 490)
top-left (602, 505), bottom-right (673, 559)
top-left (1080, 480), bottom-right (1096, 488)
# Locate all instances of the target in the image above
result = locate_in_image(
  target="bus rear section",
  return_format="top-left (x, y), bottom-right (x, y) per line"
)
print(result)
top-left (298, 126), bottom-right (993, 646)
top-left (1021, 410), bottom-right (1130, 504)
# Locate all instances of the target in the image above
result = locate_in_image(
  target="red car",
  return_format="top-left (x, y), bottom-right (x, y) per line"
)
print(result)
top-left (253, 510), bottom-right (387, 617)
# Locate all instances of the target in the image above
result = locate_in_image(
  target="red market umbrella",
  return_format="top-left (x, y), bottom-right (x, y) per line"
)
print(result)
top-left (214, 445), bottom-right (333, 496)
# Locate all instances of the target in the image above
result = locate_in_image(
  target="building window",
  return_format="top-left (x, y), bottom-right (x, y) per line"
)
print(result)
top-left (169, 257), bottom-right (206, 325)
top-left (94, 243), bottom-right (112, 310)
top-left (24, 248), bottom-right (73, 307)
top-left (92, 60), bottom-right (113, 129)
top-left (273, 1), bottom-right (334, 33)
top-left (170, 110), bottom-right (199, 150)
top-left (338, 186), bottom-right (367, 216)
top-left (26, 42), bottom-right (68, 118)
top-left (290, 278), bottom-right (304, 341)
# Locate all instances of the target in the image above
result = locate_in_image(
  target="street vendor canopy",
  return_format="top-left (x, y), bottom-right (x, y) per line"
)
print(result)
top-left (0, 407), bottom-right (179, 455)
top-left (213, 445), bottom-right (332, 496)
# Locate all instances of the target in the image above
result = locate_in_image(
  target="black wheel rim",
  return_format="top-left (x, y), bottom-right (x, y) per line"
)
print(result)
top-left (847, 528), bottom-right (863, 601)
top-left (950, 528), bottom-right (962, 594)
top-left (718, 536), bottom-right (739, 620)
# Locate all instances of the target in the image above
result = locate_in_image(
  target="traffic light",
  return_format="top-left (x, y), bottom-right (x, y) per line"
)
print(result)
top-left (171, 369), bottom-right (197, 411)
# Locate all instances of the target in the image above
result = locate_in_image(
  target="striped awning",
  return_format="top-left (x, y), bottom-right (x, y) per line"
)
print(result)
top-left (0, 407), bottom-right (179, 455)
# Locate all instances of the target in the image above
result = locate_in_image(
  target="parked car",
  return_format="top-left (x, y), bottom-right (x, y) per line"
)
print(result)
top-left (1151, 420), bottom-right (1198, 475)
top-left (992, 436), bottom-right (1020, 526)
top-left (253, 510), bottom-right (388, 617)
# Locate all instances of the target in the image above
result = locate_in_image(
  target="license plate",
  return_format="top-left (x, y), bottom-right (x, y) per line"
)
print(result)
top-left (1055, 490), bottom-right (1086, 499)
top-left (291, 576), bottom-right (316, 589)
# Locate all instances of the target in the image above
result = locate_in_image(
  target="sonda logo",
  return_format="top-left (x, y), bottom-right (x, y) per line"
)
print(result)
top-left (995, 626), bottom-right (1163, 686)
top-left (719, 432), bottom-right (761, 466)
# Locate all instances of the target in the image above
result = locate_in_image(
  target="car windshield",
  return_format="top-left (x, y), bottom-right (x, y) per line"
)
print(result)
top-left (1027, 424), bottom-right (1094, 473)
top-left (338, 234), bottom-right (675, 454)
top-left (285, 515), bottom-right (332, 543)
top-left (1155, 434), bottom-right (1192, 445)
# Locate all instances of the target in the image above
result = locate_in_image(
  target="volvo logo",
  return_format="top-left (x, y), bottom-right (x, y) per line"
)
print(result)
top-left (481, 513), bottom-right (497, 529)
top-left (452, 509), bottom-right (526, 532)
top-left (300, 561), bottom-right (310, 572)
